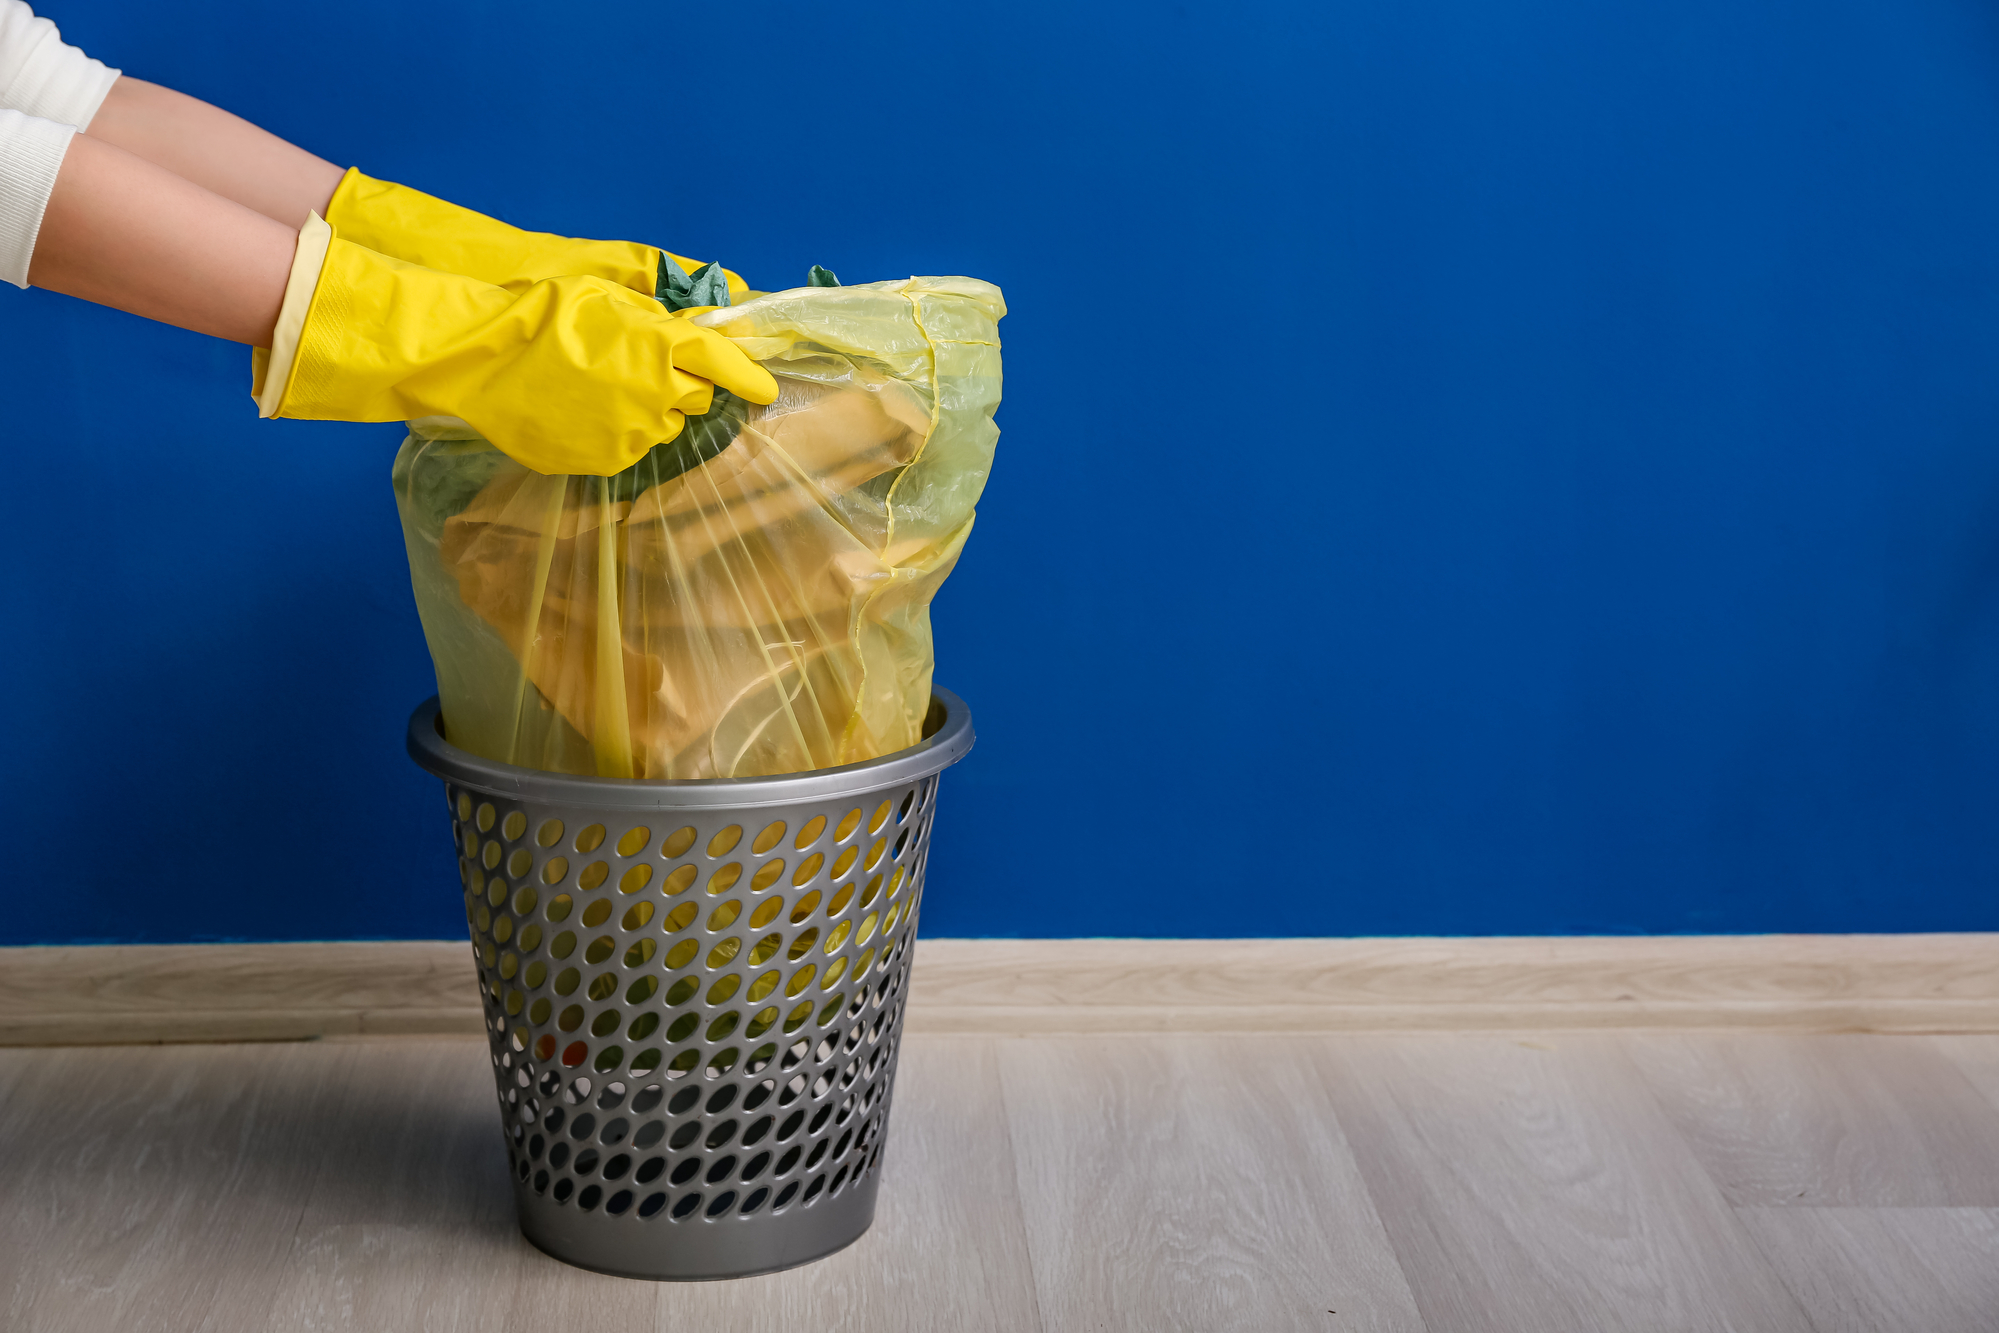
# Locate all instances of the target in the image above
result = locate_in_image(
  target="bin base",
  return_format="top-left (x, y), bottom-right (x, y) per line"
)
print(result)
top-left (514, 1165), bottom-right (881, 1281)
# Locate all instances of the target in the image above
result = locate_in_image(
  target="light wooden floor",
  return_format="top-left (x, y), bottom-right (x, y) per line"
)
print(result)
top-left (7, 1033), bottom-right (1999, 1331)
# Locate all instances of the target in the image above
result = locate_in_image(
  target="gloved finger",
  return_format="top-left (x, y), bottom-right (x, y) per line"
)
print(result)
top-left (674, 378), bottom-right (715, 420)
top-left (657, 407), bottom-right (686, 445)
top-left (672, 324), bottom-right (781, 405)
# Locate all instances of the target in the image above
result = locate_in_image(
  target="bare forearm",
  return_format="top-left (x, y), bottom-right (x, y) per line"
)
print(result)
top-left (86, 76), bottom-right (343, 229)
top-left (28, 131), bottom-right (295, 345)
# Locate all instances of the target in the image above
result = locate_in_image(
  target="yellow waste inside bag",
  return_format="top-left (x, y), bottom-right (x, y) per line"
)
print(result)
top-left (393, 276), bottom-right (1004, 779)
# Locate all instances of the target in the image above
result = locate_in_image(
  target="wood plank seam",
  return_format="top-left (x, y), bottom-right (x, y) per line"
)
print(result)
top-left (5, 934), bottom-right (1999, 1045)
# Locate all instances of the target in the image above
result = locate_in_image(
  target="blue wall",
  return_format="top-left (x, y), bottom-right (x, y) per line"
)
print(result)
top-left (6, 0), bottom-right (1999, 944)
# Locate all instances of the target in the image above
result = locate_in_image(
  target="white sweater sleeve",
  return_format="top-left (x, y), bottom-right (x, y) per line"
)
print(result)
top-left (0, 4), bottom-right (117, 289)
top-left (0, 1), bottom-right (119, 127)
top-left (0, 106), bottom-right (71, 287)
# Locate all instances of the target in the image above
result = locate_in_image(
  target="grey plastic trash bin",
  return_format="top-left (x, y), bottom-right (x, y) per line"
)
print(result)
top-left (406, 687), bottom-right (974, 1280)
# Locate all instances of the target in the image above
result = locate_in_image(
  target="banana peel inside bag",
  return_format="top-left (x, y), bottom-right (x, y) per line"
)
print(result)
top-left (392, 275), bottom-right (1004, 779)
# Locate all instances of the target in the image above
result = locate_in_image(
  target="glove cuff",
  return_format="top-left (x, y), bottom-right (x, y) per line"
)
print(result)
top-left (251, 210), bottom-right (335, 416)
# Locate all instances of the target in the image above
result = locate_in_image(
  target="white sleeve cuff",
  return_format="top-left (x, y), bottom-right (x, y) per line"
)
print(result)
top-left (0, 2), bottom-right (119, 129)
top-left (0, 105), bottom-right (72, 287)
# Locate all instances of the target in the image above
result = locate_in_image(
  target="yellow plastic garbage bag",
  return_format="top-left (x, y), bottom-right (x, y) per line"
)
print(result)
top-left (393, 276), bottom-right (1004, 779)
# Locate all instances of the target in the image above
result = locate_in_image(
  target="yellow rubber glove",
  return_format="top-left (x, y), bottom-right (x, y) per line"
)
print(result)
top-left (323, 168), bottom-right (749, 299)
top-left (261, 224), bottom-right (778, 476)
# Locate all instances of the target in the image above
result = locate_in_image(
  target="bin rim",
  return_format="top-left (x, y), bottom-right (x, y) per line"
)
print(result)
top-left (406, 686), bottom-right (974, 811)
